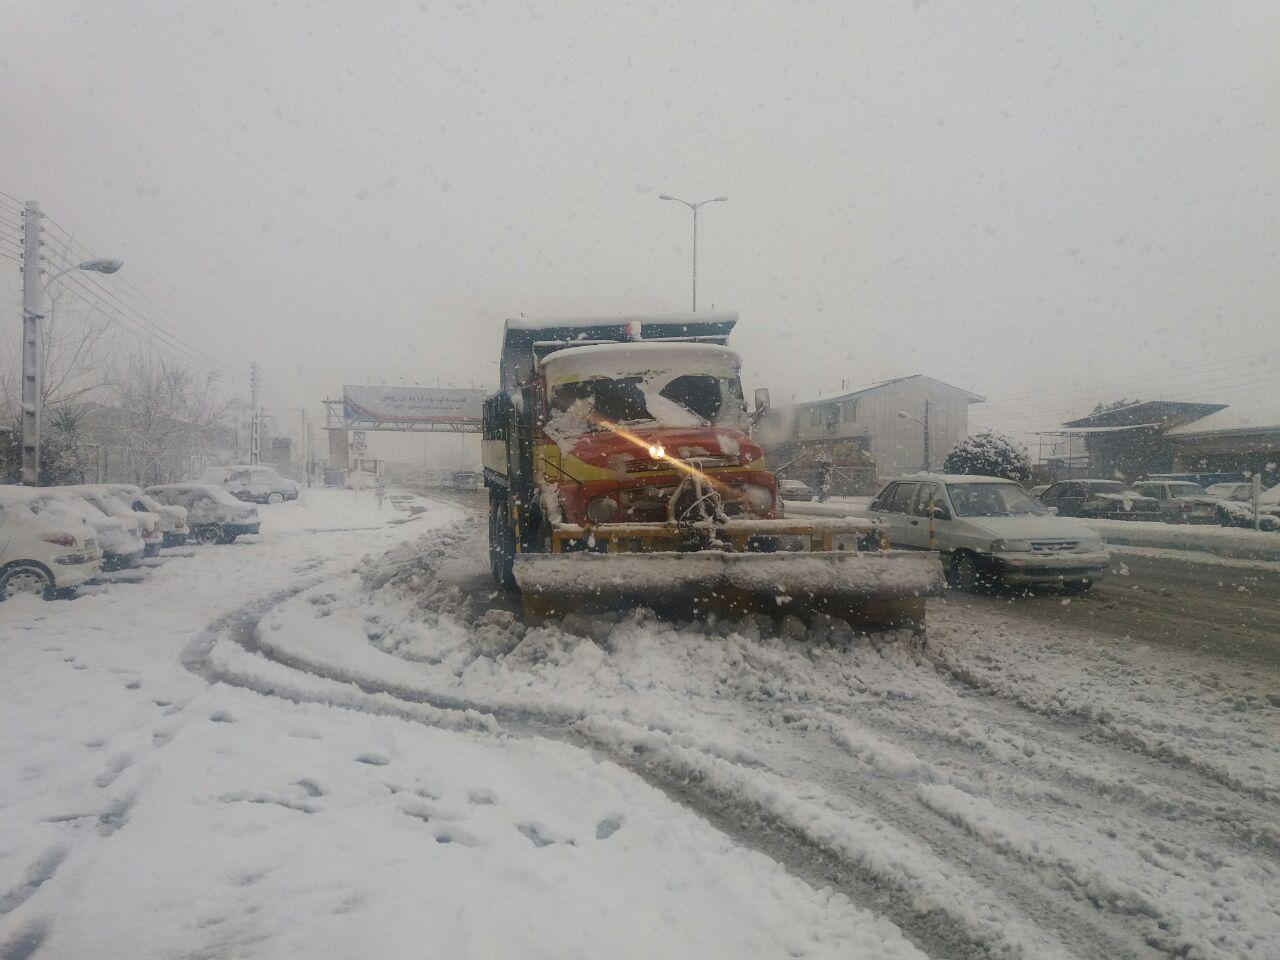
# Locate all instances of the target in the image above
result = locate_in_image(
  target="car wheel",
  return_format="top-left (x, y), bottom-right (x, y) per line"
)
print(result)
top-left (1061, 578), bottom-right (1094, 594)
top-left (1, 563), bottom-right (55, 601)
top-left (267, 492), bottom-right (284, 504)
top-left (217, 531), bottom-right (239, 544)
top-left (950, 551), bottom-right (985, 592)
top-left (193, 525), bottom-right (221, 545)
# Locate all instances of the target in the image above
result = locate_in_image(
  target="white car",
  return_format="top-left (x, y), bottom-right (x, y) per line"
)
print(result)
top-left (204, 465), bottom-right (299, 504)
top-left (105, 484), bottom-right (191, 546)
top-left (40, 490), bottom-right (146, 570)
top-left (0, 486), bottom-right (103, 600)
top-left (146, 482), bottom-right (262, 544)
top-left (867, 472), bottom-right (1110, 591)
top-left (778, 479), bottom-right (815, 502)
top-left (59, 485), bottom-right (165, 557)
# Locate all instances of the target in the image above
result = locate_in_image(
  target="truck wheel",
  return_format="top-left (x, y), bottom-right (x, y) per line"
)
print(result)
top-left (1, 562), bottom-right (55, 601)
top-left (490, 491), bottom-right (518, 591)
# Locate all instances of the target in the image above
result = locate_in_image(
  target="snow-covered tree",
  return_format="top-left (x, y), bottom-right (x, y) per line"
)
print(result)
top-left (942, 430), bottom-right (1031, 482)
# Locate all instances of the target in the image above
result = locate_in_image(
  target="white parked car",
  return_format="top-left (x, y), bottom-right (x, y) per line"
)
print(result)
top-left (59, 484), bottom-right (165, 557)
top-left (105, 484), bottom-right (191, 546)
top-left (204, 465), bottom-right (299, 504)
top-left (0, 486), bottom-right (103, 600)
top-left (146, 482), bottom-right (262, 544)
top-left (778, 479), bottom-right (815, 502)
top-left (1211, 482), bottom-right (1280, 530)
top-left (41, 490), bottom-right (146, 570)
top-left (867, 472), bottom-right (1110, 591)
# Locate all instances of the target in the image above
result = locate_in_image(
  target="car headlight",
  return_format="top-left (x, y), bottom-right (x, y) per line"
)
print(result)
top-left (990, 539), bottom-right (1032, 553)
top-left (1079, 537), bottom-right (1105, 552)
top-left (586, 497), bottom-right (618, 524)
top-left (741, 484), bottom-right (774, 514)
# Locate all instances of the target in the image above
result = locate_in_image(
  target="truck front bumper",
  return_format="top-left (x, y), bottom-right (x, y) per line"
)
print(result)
top-left (990, 550), bottom-right (1111, 585)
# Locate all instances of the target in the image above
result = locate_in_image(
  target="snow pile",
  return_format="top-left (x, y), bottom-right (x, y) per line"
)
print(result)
top-left (1087, 517), bottom-right (1280, 561)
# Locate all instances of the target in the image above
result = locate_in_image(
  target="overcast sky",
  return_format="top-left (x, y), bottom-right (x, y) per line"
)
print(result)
top-left (3, 0), bottom-right (1277, 448)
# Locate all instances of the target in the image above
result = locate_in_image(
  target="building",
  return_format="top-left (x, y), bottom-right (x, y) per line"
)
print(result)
top-left (1061, 398), bottom-right (1280, 486)
top-left (758, 375), bottom-right (985, 495)
top-left (1166, 397), bottom-right (1280, 484)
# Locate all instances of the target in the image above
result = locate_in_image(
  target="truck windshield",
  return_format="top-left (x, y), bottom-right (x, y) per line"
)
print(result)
top-left (947, 483), bottom-right (1048, 517)
top-left (550, 374), bottom-right (748, 429)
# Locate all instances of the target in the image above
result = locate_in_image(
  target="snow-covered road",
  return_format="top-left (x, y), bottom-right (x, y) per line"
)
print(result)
top-left (3, 491), bottom-right (1278, 959)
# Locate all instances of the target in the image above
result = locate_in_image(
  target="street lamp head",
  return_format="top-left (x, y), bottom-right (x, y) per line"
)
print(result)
top-left (658, 194), bottom-right (675, 201)
top-left (896, 410), bottom-right (911, 419)
top-left (78, 258), bottom-right (123, 274)
top-left (711, 196), bottom-right (729, 202)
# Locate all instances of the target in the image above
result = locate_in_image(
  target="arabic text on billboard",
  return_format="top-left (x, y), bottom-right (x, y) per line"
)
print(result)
top-left (343, 385), bottom-right (485, 423)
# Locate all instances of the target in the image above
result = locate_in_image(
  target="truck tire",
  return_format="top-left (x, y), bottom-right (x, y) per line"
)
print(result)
top-left (489, 490), bottom-right (518, 591)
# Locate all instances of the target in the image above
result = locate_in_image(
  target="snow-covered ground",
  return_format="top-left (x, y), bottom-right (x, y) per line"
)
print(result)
top-left (5, 491), bottom-right (1278, 959)
top-left (0, 490), bottom-right (922, 960)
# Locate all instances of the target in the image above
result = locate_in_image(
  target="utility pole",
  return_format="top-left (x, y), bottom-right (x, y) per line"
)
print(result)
top-left (250, 363), bottom-right (261, 465)
top-left (301, 409), bottom-right (312, 487)
top-left (923, 397), bottom-right (931, 471)
top-left (20, 201), bottom-right (43, 484)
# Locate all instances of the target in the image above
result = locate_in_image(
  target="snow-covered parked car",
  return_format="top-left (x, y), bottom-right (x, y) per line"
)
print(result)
top-left (778, 479), bottom-right (815, 502)
top-left (146, 482), bottom-right (261, 544)
top-left (1211, 482), bottom-right (1280, 530)
top-left (0, 486), bottom-right (103, 600)
top-left (41, 490), bottom-right (146, 570)
top-left (59, 485), bottom-right (165, 557)
top-left (1037, 480), bottom-right (1161, 520)
top-left (1130, 480), bottom-right (1220, 524)
top-left (868, 473), bottom-right (1109, 591)
top-left (205, 465), bottom-right (299, 504)
top-left (105, 484), bottom-right (191, 546)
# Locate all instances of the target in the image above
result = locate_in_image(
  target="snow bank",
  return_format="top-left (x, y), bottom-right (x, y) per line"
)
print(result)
top-left (1086, 518), bottom-right (1280, 561)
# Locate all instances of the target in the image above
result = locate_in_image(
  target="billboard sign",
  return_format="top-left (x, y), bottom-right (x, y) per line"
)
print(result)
top-left (342, 385), bottom-right (485, 424)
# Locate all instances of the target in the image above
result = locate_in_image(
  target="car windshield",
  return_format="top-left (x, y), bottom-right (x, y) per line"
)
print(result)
top-left (550, 374), bottom-right (748, 430)
top-left (947, 482), bottom-right (1048, 517)
top-left (1169, 483), bottom-right (1207, 498)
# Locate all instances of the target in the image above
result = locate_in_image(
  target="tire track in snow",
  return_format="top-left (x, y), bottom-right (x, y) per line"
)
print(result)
top-left (186, 588), bottom-right (1037, 960)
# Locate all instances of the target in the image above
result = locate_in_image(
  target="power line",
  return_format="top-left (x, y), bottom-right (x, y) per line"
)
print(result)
top-left (56, 273), bottom-right (243, 384)
top-left (39, 216), bottom-right (249, 371)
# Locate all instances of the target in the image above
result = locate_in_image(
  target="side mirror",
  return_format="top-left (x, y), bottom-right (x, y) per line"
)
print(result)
top-left (930, 505), bottom-right (951, 521)
top-left (753, 387), bottom-right (770, 414)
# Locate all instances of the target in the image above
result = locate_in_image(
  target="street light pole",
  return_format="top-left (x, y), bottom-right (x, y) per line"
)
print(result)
top-left (17, 198), bottom-right (123, 485)
top-left (897, 404), bottom-right (930, 472)
top-left (658, 194), bottom-right (728, 311)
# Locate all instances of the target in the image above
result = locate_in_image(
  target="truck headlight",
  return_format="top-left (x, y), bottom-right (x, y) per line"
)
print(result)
top-left (586, 497), bottom-right (618, 524)
top-left (990, 539), bottom-right (1031, 553)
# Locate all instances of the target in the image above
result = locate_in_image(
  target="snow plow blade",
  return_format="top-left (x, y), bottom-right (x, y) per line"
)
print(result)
top-left (514, 527), bottom-right (944, 632)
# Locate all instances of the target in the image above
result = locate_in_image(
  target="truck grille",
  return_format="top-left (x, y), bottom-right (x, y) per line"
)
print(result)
top-left (1030, 540), bottom-right (1078, 553)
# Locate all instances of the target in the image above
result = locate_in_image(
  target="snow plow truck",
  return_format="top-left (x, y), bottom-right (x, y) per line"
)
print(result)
top-left (481, 314), bottom-right (943, 629)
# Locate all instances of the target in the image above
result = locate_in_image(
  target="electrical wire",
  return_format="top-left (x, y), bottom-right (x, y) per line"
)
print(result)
top-left (41, 217), bottom-right (247, 371)
top-left (56, 274), bottom-right (243, 384)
